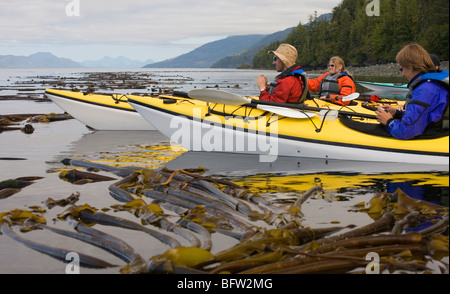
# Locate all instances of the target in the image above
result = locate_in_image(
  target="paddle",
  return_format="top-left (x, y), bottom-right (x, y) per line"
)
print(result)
top-left (342, 92), bottom-right (360, 102)
top-left (256, 105), bottom-right (318, 118)
top-left (188, 89), bottom-right (250, 106)
top-left (188, 89), bottom-right (377, 119)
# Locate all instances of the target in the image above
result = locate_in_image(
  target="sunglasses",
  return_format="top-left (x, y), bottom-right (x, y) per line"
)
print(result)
top-left (399, 67), bottom-right (404, 72)
top-left (328, 64), bottom-right (335, 68)
top-left (273, 56), bottom-right (278, 62)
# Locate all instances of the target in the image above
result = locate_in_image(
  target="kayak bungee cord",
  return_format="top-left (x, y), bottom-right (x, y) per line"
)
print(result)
top-left (202, 99), bottom-right (332, 133)
top-left (112, 94), bottom-right (129, 104)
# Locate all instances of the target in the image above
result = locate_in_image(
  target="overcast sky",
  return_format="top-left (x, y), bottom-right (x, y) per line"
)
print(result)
top-left (0, 0), bottom-right (342, 62)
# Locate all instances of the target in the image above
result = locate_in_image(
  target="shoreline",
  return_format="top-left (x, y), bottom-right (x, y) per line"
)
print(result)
top-left (1, 63), bottom-right (448, 104)
top-left (307, 61), bottom-right (449, 77)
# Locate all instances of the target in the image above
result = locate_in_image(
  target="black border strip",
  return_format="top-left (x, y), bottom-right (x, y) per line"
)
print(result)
top-left (128, 98), bottom-right (449, 158)
top-left (45, 91), bottom-right (136, 113)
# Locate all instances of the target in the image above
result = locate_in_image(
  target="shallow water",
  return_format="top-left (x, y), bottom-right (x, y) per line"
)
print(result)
top-left (0, 69), bottom-right (448, 274)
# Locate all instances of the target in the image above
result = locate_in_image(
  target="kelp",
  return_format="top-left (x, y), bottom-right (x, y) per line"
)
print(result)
top-left (74, 207), bottom-right (182, 248)
top-left (38, 223), bottom-right (145, 269)
top-left (44, 192), bottom-right (80, 209)
top-left (59, 169), bottom-right (116, 184)
top-left (0, 177), bottom-right (44, 199)
top-left (0, 209), bottom-right (115, 269)
top-left (1, 223), bottom-right (115, 269)
top-left (0, 160), bottom-right (448, 274)
top-left (0, 113), bottom-right (72, 134)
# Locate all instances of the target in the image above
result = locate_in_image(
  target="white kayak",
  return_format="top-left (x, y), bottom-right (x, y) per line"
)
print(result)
top-left (45, 89), bottom-right (155, 131)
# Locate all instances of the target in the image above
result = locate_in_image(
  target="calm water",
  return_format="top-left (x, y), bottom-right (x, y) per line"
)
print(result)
top-left (0, 68), bottom-right (448, 274)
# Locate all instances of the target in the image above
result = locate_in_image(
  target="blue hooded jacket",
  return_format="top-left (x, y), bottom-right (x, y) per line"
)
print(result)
top-left (387, 71), bottom-right (449, 140)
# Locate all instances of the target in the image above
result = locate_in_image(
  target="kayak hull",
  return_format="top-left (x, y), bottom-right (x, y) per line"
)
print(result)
top-left (357, 81), bottom-right (409, 94)
top-left (128, 96), bottom-right (448, 166)
top-left (45, 89), bottom-right (155, 131)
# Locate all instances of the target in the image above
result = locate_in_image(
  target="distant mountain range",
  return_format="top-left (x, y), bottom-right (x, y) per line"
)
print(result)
top-left (143, 13), bottom-right (331, 68)
top-left (0, 52), bottom-right (155, 68)
top-left (0, 52), bottom-right (83, 68)
top-left (144, 35), bottom-right (268, 68)
top-left (211, 27), bottom-right (295, 68)
top-left (144, 27), bottom-right (295, 69)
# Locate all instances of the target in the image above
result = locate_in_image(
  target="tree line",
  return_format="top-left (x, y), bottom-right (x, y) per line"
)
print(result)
top-left (253, 0), bottom-right (449, 70)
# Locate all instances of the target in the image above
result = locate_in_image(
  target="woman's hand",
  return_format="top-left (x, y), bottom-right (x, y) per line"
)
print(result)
top-left (375, 105), bottom-right (395, 125)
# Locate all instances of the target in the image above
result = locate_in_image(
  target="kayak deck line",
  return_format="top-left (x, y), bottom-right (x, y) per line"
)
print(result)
top-left (45, 90), bottom-right (137, 113)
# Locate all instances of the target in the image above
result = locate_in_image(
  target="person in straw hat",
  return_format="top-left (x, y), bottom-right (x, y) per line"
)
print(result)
top-left (256, 43), bottom-right (308, 103)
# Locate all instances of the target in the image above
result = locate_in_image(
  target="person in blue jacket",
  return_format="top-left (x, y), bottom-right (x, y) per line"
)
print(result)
top-left (376, 44), bottom-right (449, 140)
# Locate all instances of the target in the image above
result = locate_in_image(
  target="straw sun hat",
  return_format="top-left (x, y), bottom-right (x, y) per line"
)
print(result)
top-left (268, 44), bottom-right (298, 68)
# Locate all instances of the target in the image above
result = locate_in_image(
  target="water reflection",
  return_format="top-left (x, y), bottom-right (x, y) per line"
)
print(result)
top-left (166, 151), bottom-right (448, 175)
top-left (166, 152), bottom-right (449, 206)
top-left (56, 130), bottom-right (187, 170)
top-left (58, 132), bottom-right (448, 206)
top-left (230, 172), bottom-right (448, 204)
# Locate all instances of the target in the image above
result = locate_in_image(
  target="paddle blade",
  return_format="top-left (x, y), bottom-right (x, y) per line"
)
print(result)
top-left (342, 92), bottom-right (360, 102)
top-left (188, 89), bottom-right (251, 106)
top-left (257, 105), bottom-right (317, 119)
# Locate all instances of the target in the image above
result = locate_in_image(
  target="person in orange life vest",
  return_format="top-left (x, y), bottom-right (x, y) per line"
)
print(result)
top-left (256, 44), bottom-right (307, 103)
top-left (307, 56), bottom-right (356, 106)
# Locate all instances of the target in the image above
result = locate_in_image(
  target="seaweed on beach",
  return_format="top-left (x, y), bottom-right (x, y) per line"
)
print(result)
top-left (0, 71), bottom-right (191, 99)
top-left (0, 160), bottom-right (448, 274)
top-left (0, 177), bottom-right (44, 199)
top-left (0, 113), bottom-right (73, 134)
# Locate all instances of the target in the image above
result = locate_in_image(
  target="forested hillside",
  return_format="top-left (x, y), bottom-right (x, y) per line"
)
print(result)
top-left (253, 0), bottom-right (449, 69)
top-left (211, 27), bottom-right (295, 68)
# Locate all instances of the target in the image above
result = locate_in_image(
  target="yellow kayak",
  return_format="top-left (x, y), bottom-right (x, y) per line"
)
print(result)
top-left (127, 92), bottom-right (448, 166)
